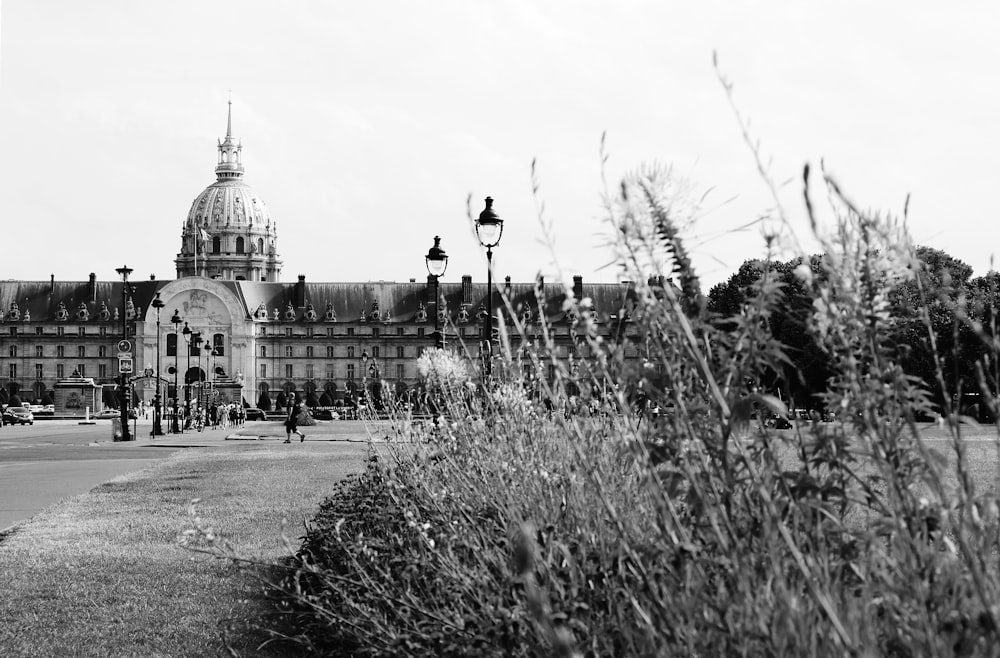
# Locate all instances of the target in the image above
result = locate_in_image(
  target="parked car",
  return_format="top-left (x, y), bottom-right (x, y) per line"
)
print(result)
top-left (94, 408), bottom-right (138, 420)
top-left (244, 407), bottom-right (266, 421)
top-left (2, 407), bottom-right (34, 425)
top-left (313, 408), bottom-right (341, 421)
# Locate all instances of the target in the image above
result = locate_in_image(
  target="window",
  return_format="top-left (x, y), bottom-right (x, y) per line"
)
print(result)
top-left (57, 346), bottom-right (65, 358)
top-left (396, 327), bottom-right (404, 336)
top-left (99, 326), bottom-right (107, 337)
top-left (306, 364), bottom-right (314, 379)
top-left (9, 346), bottom-right (16, 357)
top-left (98, 364), bottom-right (107, 379)
top-left (347, 327), bottom-right (354, 337)
top-left (8, 364), bottom-right (15, 378)
top-left (212, 236), bottom-right (221, 253)
top-left (372, 327), bottom-right (379, 337)
top-left (78, 346), bottom-right (86, 358)
top-left (213, 333), bottom-right (225, 356)
top-left (236, 237), bottom-right (245, 254)
top-left (327, 327), bottom-right (334, 337)
top-left (260, 364), bottom-right (267, 378)
top-left (285, 364), bottom-right (293, 378)
top-left (347, 364), bottom-right (355, 380)
top-left (307, 327), bottom-right (314, 338)
top-left (78, 327), bottom-right (86, 337)
top-left (167, 334), bottom-right (177, 356)
top-left (260, 326), bottom-right (267, 336)
top-left (417, 328), bottom-right (425, 337)
top-left (285, 346), bottom-right (293, 358)
top-left (98, 346), bottom-right (107, 358)
top-left (9, 326), bottom-right (16, 336)
top-left (57, 327), bottom-right (64, 337)
top-left (77, 365), bottom-right (86, 378)
top-left (56, 364), bottom-right (64, 379)
top-left (396, 346), bottom-right (404, 359)
top-left (396, 364), bottom-right (404, 380)
top-left (372, 346), bottom-right (379, 358)
top-left (285, 327), bottom-right (292, 337)
top-left (326, 346), bottom-right (334, 358)
top-left (35, 346), bottom-right (43, 358)
top-left (347, 346), bottom-right (355, 359)
top-left (261, 346), bottom-right (267, 357)
top-left (306, 346), bottom-right (314, 358)
top-left (35, 364), bottom-right (43, 379)
top-left (257, 237), bottom-right (264, 253)
top-left (35, 326), bottom-right (43, 335)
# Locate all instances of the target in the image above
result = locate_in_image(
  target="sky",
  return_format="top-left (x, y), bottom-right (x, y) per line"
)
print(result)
top-left (1, 1), bottom-right (998, 291)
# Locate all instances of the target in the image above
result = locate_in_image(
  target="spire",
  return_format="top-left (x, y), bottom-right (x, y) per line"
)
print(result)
top-left (215, 96), bottom-right (244, 181)
top-left (226, 94), bottom-right (233, 140)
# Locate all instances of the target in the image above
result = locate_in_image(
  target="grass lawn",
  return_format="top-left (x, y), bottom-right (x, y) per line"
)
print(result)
top-left (0, 443), bottom-right (368, 657)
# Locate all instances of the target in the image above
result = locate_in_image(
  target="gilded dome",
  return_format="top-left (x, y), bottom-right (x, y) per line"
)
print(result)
top-left (186, 178), bottom-right (272, 230)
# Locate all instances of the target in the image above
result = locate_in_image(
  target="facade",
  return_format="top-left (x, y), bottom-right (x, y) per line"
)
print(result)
top-left (0, 105), bottom-right (642, 412)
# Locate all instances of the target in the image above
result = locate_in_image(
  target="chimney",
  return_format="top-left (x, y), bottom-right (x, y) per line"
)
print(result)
top-left (462, 275), bottom-right (472, 304)
top-left (50, 274), bottom-right (55, 294)
top-left (573, 275), bottom-right (583, 300)
top-left (294, 275), bottom-right (306, 307)
top-left (504, 275), bottom-right (511, 297)
top-left (88, 273), bottom-right (97, 302)
top-left (427, 274), bottom-right (438, 304)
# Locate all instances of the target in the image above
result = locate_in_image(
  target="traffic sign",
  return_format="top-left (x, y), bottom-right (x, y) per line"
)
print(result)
top-left (117, 352), bottom-right (131, 359)
top-left (119, 358), bottom-right (133, 374)
top-left (118, 340), bottom-right (132, 353)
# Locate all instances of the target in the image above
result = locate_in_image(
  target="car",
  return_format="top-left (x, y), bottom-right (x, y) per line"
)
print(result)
top-left (312, 409), bottom-right (340, 421)
top-left (244, 407), bottom-right (266, 421)
top-left (93, 409), bottom-right (120, 419)
top-left (2, 407), bottom-right (34, 425)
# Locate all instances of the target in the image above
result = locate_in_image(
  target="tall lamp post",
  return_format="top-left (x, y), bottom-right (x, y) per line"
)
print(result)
top-left (425, 236), bottom-right (449, 349)
top-left (474, 197), bottom-right (504, 376)
top-left (151, 292), bottom-right (165, 436)
top-left (193, 332), bottom-right (203, 425)
top-left (170, 310), bottom-right (182, 433)
top-left (115, 265), bottom-right (133, 441)
top-left (361, 349), bottom-right (369, 407)
top-left (182, 323), bottom-right (193, 428)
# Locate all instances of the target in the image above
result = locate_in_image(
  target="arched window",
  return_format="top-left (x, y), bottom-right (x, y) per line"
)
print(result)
top-left (166, 333), bottom-right (177, 357)
top-left (257, 238), bottom-right (264, 254)
top-left (212, 236), bottom-right (221, 254)
top-left (236, 237), bottom-right (245, 254)
top-left (213, 333), bottom-right (225, 357)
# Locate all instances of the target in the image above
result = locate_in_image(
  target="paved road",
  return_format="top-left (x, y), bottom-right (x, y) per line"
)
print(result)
top-left (0, 417), bottom-right (376, 533)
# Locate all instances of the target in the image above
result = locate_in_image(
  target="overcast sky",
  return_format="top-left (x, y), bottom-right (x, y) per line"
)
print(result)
top-left (1, 1), bottom-right (998, 290)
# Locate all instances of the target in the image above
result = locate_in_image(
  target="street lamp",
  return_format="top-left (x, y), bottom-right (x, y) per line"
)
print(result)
top-left (115, 265), bottom-right (133, 441)
top-left (361, 348), bottom-right (369, 406)
top-left (474, 197), bottom-right (504, 376)
top-left (425, 235), bottom-right (449, 349)
top-left (193, 332), bottom-right (203, 426)
top-left (151, 292), bottom-right (165, 436)
top-left (170, 310), bottom-right (182, 433)
top-left (182, 322), bottom-right (193, 428)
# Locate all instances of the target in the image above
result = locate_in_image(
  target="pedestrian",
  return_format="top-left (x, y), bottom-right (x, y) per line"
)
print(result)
top-left (284, 403), bottom-right (305, 443)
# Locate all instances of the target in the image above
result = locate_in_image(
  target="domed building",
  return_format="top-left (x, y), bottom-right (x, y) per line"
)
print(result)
top-left (0, 103), bottom-right (641, 425)
top-left (176, 101), bottom-right (282, 282)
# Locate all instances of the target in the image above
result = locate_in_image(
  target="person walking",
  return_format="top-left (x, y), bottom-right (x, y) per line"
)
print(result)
top-left (284, 402), bottom-right (305, 443)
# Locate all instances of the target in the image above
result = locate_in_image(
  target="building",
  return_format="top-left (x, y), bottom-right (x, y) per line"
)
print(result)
top-left (0, 104), bottom-right (642, 413)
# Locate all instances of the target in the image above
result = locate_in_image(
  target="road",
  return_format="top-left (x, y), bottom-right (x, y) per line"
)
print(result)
top-left (0, 417), bottom-right (216, 532)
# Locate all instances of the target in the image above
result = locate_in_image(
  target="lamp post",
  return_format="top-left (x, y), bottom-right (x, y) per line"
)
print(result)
top-left (115, 265), bottom-right (133, 441)
top-left (170, 310), bottom-right (182, 433)
top-left (361, 348), bottom-right (369, 407)
top-left (182, 322), bottom-right (193, 428)
top-left (151, 292), bottom-right (165, 436)
top-left (193, 332), bottom-right (203, 426)
top-left (425, 235), bottom-right (449, 349)
top-left (474, 197), bottom-right (504, 377)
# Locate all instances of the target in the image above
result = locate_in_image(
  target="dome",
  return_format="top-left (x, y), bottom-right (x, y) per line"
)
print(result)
top-left (186, 178), bottom-right (272, 231)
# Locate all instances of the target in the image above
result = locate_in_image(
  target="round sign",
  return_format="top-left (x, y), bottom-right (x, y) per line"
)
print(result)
top-left (118, 340), bottom-right (131, 353)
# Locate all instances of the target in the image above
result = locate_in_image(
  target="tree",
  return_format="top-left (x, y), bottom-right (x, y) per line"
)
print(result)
top-left (257, 391), bottom-right (272, 411)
